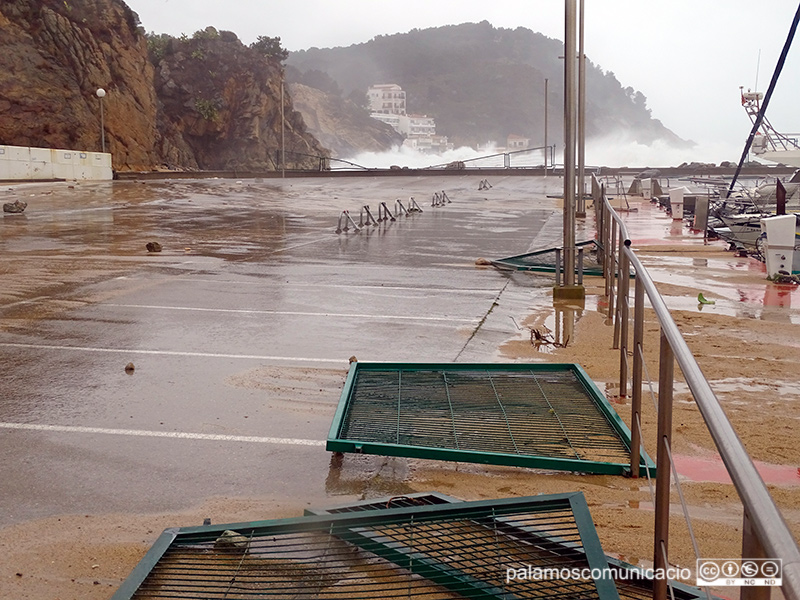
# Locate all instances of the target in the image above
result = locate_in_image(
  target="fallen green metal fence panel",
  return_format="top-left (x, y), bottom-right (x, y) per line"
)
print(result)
top-left (308, 493), bottom-right (719, 600)
top-left (327, 362), bottom-right (655, 476)
top-left (491, 240), bottom-right (604, 275)
top-left (112, 493), bottom-right (621, 599)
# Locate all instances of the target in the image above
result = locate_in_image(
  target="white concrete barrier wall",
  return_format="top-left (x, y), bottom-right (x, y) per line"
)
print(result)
top-left (0, 144), bottom-right (112, 181)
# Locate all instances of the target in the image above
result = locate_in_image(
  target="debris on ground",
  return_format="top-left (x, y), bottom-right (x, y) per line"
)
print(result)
top-left (3, 199), bottom-right (27, 213)
top-left (530, 327), bottom-right (568, 348)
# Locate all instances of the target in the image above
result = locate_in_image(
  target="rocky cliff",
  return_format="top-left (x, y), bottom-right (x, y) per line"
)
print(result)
top-left (0, 0), bottom-right (164, 170)
top-left (0, 0), bottom-right (327, 172)
top-left (152, 30), bottom-right (328, 171)
top-left (287, 83), bottom-right (403, 159)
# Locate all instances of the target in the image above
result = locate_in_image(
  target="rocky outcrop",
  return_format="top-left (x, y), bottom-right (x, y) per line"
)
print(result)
top-left (288, 83), bottom-right (403, 159)
top-left (0, 1), bottom-right (328, 172)
top-left (153, 31), bottom-right (328, 171)
top-left (0, 0), bottom-right (165, 170)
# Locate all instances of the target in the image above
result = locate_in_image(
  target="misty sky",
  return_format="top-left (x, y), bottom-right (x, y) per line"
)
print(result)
top-left (127, 0), bottom-right (800, 163)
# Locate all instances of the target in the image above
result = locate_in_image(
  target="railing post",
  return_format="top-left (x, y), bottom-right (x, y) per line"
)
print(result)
top-left (742, 510), bottom-right (771, 600)
top-left (613, 232), bottom-right (624, 349)
top-left (653, 329), bottom-right (674, 600)
top-left (555, 248), bottom-right (562, 287)
top-left (618, 245), bottom-right (630, 396)
top-left (608, 222), bottom-right (617, 326)
top-left (630, 274), bottom-right (644, 477)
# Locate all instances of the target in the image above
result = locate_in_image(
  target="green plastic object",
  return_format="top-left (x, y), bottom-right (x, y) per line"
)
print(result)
top-left (697, 293), bottom-right (715, 304)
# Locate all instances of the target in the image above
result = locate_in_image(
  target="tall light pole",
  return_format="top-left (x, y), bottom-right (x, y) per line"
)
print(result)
top-left (563, 0), bottom-right (577, 288)
top-left (555, 0), bottom-right (584, 300)
top-left (577, 0), bottom-right (587, 217)
top-left (96, 88), bottom-right (106, 153)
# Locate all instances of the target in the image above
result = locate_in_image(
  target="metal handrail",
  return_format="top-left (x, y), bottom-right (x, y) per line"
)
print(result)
top-left (595, 174), bottom-right (800, 600)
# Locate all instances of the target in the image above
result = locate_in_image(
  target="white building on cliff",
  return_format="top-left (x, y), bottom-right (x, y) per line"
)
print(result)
top-left (367, 84), bottom-right (406, 115)
top-left (368, 84), bottom-right (451, 154)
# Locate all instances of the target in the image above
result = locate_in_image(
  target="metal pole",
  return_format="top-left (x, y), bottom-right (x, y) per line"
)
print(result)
top-left (608, 222), bottom-right (616, 316)
top-left (280, 79), bottom-right (285, 178)
top-left (613, 233), bottom-right (624, 349)
top-left (577, 0), bottom-right (586, 217)
top-left (544, 78), bottom-right (549, 176)
top-left (728, 4), bottom-right (800, 196)
top-left (742, 510), bottom-right (771, 600)
top-left (653, 329), bottom-right (674, 600)
top-left (563, 0), bottom-right (577, 286)
top-left (630, 274), bottom-right (644, 477)
top-left (618, 245), bottom-right (630, 397)
top-left (99, 97), bottom-right (105, 154)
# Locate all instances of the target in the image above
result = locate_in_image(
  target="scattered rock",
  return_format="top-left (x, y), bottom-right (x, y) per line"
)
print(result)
top-left (214, 530), bottom-right (250, 553)
top-left (124, 362), bottom-right (135, 374)
top-left (475, 257), bottom-right (492, 266)
top-left (3, 199), bottom-right (27, 213)
top-left (349, 355), bottom-right (358, 364)
top-left (145, 241), bottom-right (162, 253)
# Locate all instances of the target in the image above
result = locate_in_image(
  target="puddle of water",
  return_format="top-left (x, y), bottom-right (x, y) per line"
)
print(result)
top-left (673, 454), bottom-right (800, 486)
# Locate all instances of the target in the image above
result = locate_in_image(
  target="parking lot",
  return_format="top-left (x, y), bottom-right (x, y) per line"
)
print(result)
top-left (0, 174), bottom-right (571, 527)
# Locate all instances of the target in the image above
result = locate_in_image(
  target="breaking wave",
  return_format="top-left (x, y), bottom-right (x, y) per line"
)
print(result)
top-left (340, 135), bottom-right (746, 170)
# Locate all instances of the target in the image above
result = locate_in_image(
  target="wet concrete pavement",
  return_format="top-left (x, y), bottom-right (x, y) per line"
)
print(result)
top-left (0, 175), bottom-right (575, 526)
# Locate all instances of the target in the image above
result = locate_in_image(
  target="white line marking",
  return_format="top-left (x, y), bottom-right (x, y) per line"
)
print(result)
top-left (0, 296), bottom-right (50, 309)
top-left (272, 236), bottom-right (332, 253)
top-left (102, 303), bottom-right (477, 323)
top-left (0, 422), bottom-right (325, 446)
top-left (107, 277), bottom-right (500, 295)
top-left (0, 342), bottom-right (344, 364)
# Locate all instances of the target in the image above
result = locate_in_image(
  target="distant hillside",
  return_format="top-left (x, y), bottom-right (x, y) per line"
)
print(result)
top-left (288, 21), bottom-right (690, 150)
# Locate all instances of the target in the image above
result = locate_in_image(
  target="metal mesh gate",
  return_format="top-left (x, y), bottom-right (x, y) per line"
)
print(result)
top-left (327, 363), bottom-right (654, 475)
top-left (306, 493), bottom-right (715, 600)
top-left (490, 240), bottom-right (603, 275)
top-left (112, 493), bottom-right (622, 599)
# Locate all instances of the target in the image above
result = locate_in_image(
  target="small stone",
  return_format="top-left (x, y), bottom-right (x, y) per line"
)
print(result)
top-left (125, 362), bottom-right (135, 374)
top-left (214, 530), bottom-right (249, 553)
top-left (349, 355), bottom-right (358, 364)
top-left (146, 241), bottom-right (162, 252)
top-left (475, 257), bottom-right (492, 265)
top-left (3, 199), bottom-right (27, 213)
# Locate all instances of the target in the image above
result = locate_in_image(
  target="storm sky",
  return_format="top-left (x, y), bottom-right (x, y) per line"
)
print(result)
top-left (127, 0), bottom-right (800, 163)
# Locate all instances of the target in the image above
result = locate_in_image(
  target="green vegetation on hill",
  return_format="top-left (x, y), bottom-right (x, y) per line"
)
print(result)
top-left (287, 21), bottom-right (688, 149)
